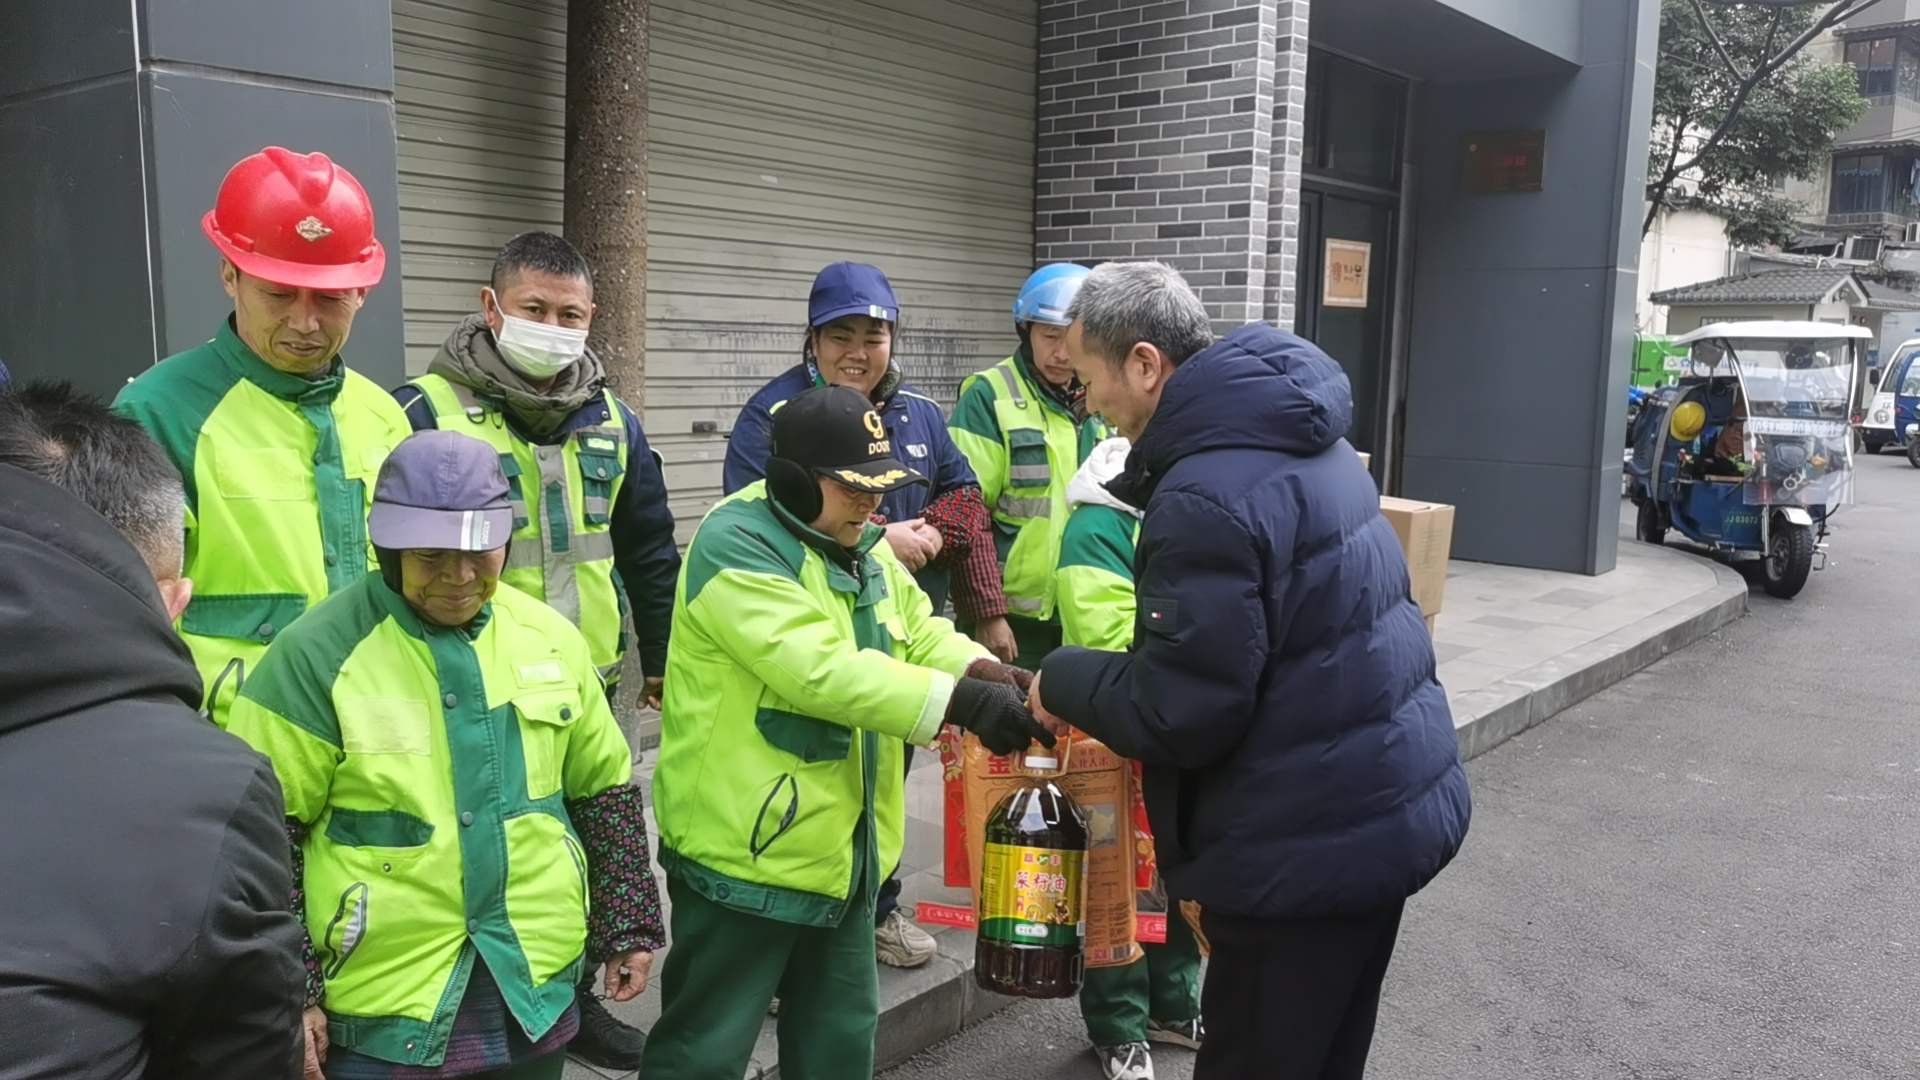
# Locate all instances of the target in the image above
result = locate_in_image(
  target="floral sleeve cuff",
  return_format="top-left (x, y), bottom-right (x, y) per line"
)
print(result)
top-left (285, 818), bottom-right (325, 1008)
top-left (567, 784), bottom-right (667, 959)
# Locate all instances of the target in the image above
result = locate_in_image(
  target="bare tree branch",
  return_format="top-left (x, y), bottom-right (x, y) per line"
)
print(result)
top-left (1689, 0), bottom-right (1748, 81)
top-left (1645, 106), bottom-right (1693, 235)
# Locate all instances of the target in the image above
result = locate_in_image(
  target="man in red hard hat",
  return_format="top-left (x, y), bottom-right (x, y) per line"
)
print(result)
top-left (115, 146), bottom-right (410, 730)
top-left (116, 148), bottom-right (413, 1073)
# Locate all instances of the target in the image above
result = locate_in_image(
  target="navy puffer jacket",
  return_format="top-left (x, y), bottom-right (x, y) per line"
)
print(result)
top-left (1041, 323), bottom-right (1470, 919)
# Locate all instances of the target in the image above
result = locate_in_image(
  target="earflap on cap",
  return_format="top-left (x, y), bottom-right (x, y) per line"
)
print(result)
top-left (766, 457), bottom-right (822, 523)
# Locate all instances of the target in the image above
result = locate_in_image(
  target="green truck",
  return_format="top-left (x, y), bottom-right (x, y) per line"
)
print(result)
top-left (1632, 334), bottom-right (1688, 389)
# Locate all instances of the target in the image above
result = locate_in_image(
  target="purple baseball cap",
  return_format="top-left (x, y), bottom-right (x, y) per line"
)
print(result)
top-left (368, 431), bottom-right (513, 552)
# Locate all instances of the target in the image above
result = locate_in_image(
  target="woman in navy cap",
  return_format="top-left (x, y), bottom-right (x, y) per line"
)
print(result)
top-left (722, 262), bottom-right (1016, 968)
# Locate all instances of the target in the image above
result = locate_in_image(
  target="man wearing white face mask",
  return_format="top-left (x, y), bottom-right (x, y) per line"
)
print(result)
top-left (392, 231), bottom-right (678, 1069)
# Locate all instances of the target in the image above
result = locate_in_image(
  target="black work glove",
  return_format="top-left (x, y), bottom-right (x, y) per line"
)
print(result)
top-left (946, 676), bottom-right (1057, 757)
top-left (966, 658), bottom-right (1035, 697)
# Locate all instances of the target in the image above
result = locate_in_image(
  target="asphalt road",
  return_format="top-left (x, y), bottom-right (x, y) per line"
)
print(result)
top-left (882, 452), bottom-right (1920, 1080)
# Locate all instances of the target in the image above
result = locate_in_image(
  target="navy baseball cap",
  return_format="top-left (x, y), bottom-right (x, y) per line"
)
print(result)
top-left (809, 262), bottom-right (898, 328)
top-left (368, 431), bottom-right (513, 551)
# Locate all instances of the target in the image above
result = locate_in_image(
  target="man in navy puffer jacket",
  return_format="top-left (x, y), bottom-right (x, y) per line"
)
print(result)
top-left (1031, 262), bottom-right (1470, 1080)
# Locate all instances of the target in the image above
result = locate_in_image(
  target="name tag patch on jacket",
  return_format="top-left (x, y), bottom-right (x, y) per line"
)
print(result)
top-left (906, 443), bottom-right (929, 458)
top-left (582, 436), bottom-right (619, 454)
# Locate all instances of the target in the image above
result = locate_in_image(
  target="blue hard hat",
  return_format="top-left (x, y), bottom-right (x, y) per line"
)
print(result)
top-left (809, 262), bottom-right (899, 328)
top-left (1013, 264), bottom-right (1092, 327)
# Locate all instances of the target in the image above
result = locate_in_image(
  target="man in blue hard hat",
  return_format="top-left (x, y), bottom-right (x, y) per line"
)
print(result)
top-left (722, 261), bottom-right (1012, 970)
top-left (948, 264), bottom-right (1113, 671)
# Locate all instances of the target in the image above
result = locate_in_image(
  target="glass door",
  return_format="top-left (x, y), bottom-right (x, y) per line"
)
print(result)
top-left (1296, 189), bottom-right (1396, 458)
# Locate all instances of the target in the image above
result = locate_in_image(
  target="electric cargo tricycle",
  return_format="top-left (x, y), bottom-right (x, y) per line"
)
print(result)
top-left (1625, 321), bottom-right (1867, 599)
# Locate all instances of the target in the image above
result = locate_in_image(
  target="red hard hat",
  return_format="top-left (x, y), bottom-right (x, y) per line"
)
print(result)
top-left (201, 147), bottom-right (386, 291)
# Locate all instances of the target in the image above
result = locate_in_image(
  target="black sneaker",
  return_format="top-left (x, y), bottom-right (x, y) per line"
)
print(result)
top-left (570, 990), bottom-right (646, 1070)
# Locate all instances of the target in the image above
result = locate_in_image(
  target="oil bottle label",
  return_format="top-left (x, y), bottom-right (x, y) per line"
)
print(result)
top-left (977, 842), bottom-right (1085, 948)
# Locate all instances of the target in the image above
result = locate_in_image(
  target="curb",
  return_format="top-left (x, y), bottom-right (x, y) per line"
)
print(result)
top-left (736, 932), bottom-right (1011, 1079)
top-left (1447, 557), bottom-right (1749, 761)
top-left (870, 932), bottom-right (1015, 1076)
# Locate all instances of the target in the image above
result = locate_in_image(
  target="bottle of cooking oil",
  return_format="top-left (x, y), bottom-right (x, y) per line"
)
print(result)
top-left (974, 745), bottom-right (1089, 999)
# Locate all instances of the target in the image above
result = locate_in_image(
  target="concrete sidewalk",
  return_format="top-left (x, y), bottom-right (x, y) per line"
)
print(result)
top-left (566, 513), bottom-right (1749, 1080)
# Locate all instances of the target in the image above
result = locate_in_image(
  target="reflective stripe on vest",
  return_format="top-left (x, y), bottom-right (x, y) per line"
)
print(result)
top-left (996, 495), bottom-right (1053, 519)
top-left (532, 444), bottom-right (580, 624)
top-left (991, 364), bottom-right (1028, 409)
top-left (506, 528), bottom-right (614, 569)
top-left (412, 374), bottom-right (631, 676)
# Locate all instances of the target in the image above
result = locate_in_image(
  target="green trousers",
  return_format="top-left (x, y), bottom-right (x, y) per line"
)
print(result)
top-left (639, 872), bottom-right (880, 1080)
top-left (1078, 910), bottom-right (1204, 1048)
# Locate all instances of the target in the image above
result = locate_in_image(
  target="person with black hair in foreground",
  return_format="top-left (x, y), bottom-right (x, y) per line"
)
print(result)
top-left (0, 383), bottom-right (307, 1079)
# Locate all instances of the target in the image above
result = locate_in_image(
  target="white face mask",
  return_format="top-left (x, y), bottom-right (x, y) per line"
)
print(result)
top-left (488, 290), bottom-right (589, 379)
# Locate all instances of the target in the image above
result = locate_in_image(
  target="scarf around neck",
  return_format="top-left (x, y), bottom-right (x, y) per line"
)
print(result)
top-left (426, 312), bottom-right (607, 439)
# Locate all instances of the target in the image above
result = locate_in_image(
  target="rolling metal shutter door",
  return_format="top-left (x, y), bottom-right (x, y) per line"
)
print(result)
top-left (392, 0), bottom-right (567, 377)
top-left (647, 0), bottom-right (1038, 533)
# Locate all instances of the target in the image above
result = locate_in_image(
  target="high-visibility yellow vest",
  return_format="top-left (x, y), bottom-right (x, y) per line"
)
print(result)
top-left (949, 356), bottom-right (1110, 621)
top-left (410, 374), bottom-right (631, 684)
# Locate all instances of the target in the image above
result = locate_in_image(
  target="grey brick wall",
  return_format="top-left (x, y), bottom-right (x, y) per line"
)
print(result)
top-left (1264, 1), bottom-right (1309, 329)
top-left (1034, 0), bottom-right (1309, 331)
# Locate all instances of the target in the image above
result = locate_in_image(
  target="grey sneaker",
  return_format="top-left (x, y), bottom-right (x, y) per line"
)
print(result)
top-left (874, 907), bottom-right (938, 968)
top-left (1146, 1016), bottom-right (1204, 1050)
top-left (1096, 1042), bottom-right (1154, 1080)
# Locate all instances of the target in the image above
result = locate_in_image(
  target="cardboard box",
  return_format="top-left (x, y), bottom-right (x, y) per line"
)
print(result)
top-left (1426, 613), bottom-right (1438, 636)
top-left (1379, 496), bottom-right (1455, 620)
top-left (1358, 452), bottom-right (1371, 470)
top-left (960, 733), bottom-right (1139, 968)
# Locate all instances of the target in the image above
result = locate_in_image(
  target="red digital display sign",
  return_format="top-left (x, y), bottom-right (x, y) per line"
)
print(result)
top-left (1462, 130), bottom-right (1547, 194)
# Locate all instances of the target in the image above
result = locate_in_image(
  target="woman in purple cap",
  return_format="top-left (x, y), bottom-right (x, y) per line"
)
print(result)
top-left (721, 261), bottom-right (1017, 969)
top-left (225, 430), bottom-right (664, 1080)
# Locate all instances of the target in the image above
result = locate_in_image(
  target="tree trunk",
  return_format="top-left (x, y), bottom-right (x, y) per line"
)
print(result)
top-left (565, 0), bottom-right (655, 744)
top-left (565, 0), bottom-right (648, 412)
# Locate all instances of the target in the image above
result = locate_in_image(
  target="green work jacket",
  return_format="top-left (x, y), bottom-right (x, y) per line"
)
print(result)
top-left (408, 373), bottom-right (632, 684)
top-left (115, 320), bottom-right (412, 721)
top-left (948, 355), bottom-right (1110, 621)
top-left (224, 573), bottom-right (633, 1066)
top-left (653, 482), bottom-right (989, 926)
top-left (1055, 503), bottom-right (1141, 652)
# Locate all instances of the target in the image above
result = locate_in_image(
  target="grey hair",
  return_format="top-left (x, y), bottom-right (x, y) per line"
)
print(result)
top-left (0, 382), bottom-right (187, 577)
top-left (1065, 261), bottom-right (1216, 369)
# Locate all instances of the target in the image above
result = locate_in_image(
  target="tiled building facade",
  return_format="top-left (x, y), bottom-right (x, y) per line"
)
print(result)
top-left (1034, 0), bottom-right (1304, 329)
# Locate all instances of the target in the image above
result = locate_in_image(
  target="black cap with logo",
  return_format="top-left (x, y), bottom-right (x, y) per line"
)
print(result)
top-left (771, 385), bottom-right (927, 494)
